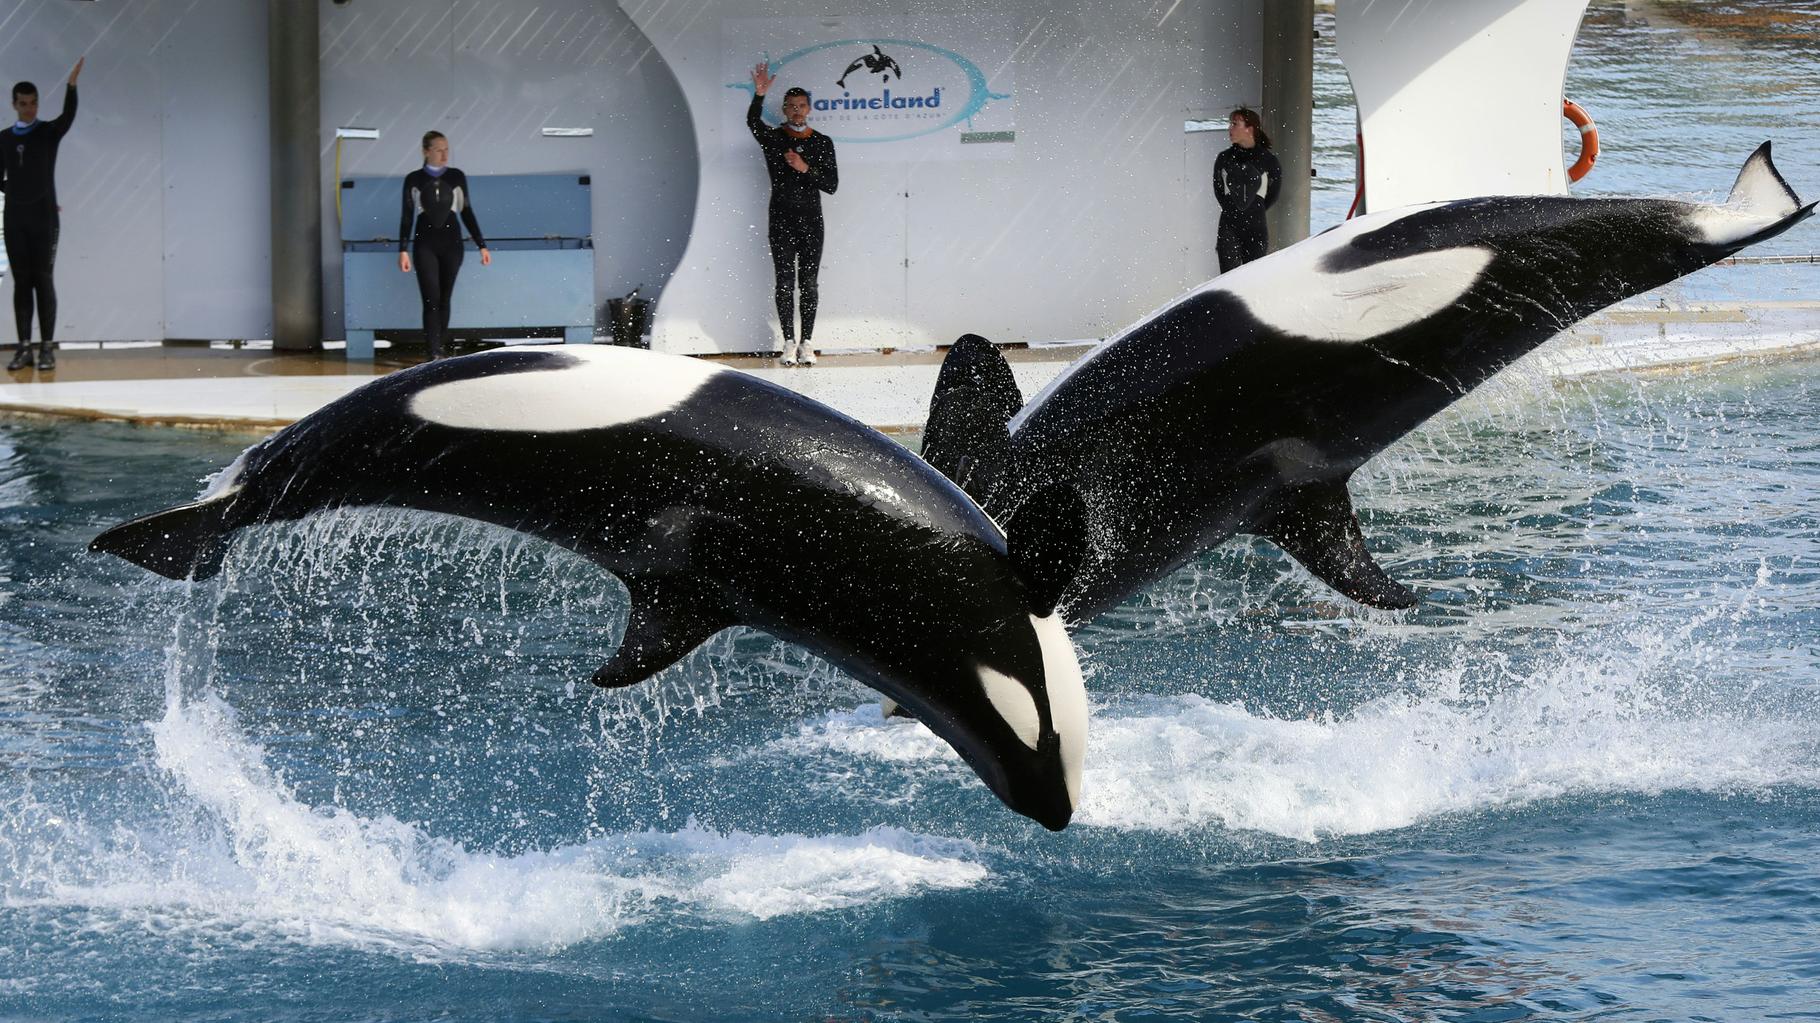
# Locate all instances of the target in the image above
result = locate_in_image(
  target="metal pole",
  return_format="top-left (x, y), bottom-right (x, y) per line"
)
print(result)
top-left (268, 0), bottom-right (321, 350)
top-left (1261, 0), bottom-right (1315, 250)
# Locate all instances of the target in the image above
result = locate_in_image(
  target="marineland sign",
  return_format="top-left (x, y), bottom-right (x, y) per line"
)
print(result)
top-left (722, 17), bottom-right (1017, 161)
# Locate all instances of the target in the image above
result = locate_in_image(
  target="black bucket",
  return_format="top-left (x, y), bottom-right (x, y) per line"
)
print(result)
top-left (606, 297), bottom-right (652, 348)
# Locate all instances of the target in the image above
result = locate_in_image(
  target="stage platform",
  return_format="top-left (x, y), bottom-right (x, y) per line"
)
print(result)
top-left (3, 302), bottom-right (1817, 435)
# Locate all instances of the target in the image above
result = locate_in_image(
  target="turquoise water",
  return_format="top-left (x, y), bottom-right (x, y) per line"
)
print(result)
top-left (6, 6), bottom-right (1820, 1021)
top-left (5, 350), bottom-right (1818, 1021)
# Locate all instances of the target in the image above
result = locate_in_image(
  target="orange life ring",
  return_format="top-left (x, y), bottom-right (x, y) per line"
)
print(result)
top-left (1564, 99), bottom-right (1598, 182)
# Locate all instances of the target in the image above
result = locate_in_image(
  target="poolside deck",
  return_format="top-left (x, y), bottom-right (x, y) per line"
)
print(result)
top-left (3, 302), bottom-right (1817, 434)
top-left (0, 341), bottom-right (1092, 434)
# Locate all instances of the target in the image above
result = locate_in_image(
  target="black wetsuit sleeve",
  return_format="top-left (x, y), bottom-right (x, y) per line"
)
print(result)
top-left (458, 172), bottom-right (487, 248)
top-left (747, 93), bottom-right (769, 144)
top-left (1262, 151), bottom-right (1283, 210)
top-left (51, 84), bottom-right (76, 139)
top-left (399, 174), bottom-right (416, 252)
top-left (813, 138), bottom-right (838, 196)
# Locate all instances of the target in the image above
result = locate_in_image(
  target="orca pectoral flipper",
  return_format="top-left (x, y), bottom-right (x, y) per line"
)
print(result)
top-left (921, 334), bottom-right (1024, 509)
top-left (592, 573), bottom-right (731, 688)
top-left (1257, 481), bottom-right (1418, 610)
top-left (89, 499), bottom-right (234, 581)
top-left (1007, 483), bottom-right (1090, 618)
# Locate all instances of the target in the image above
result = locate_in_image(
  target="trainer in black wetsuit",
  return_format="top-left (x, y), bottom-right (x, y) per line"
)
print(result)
top-left (4, 60), bottom-right (82, 373)
top-left (399, 131), bottom-right (489, 361)
top-left (1213, 107), bottom-right (1282, 274)
top-left (747, 66), bottom-right (838, 365)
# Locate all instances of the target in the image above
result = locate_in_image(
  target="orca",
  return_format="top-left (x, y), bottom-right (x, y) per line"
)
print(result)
top-left (923, 143), bottom-right (1816, 622)
top-left (92, 345), bottom-right (1091, 830)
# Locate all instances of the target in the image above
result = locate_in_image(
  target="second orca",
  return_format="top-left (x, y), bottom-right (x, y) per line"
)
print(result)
top-left (925, 143), bottom-right (1816, 621)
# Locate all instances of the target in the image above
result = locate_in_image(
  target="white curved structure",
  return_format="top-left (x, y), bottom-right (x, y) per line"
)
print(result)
top-left (1337, 0), bottom-right (1590, 211)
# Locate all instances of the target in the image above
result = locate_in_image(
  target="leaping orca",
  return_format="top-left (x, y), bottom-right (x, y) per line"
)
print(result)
top-left (92, 345), bottom-right (1091, 830)
top-left (924, 143), bottom-right (1816, 622)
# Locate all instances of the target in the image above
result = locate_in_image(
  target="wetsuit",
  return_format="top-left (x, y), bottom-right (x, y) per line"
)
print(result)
top-left (399, 166), bottom-right (486, 359)
top-left (2, 83), bottom-right (76, 367)
top-left (747, 94), bottom-right (838, 347)
top-left (1213, 143), bottom-right (1282, 273)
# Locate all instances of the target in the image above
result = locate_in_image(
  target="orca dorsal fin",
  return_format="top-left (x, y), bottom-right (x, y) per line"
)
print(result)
top-left (1257, 480), bottom-right (1418, 610)
top-left (592, 573), bottom-right (730, 688)
top-left (920, 334), bottom-right (1024, 510)
top-left (1006, 483), bottom-right (1089, 618)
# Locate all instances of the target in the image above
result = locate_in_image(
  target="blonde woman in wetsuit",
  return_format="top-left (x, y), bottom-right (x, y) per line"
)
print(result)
top-left (398, 131), bottom-right (490, 360)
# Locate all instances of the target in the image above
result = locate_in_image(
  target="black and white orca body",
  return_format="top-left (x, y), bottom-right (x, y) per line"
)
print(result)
top-left (93, 345), bottom-right (1089, 830)
top-left (929, 144), bottom-right (1815, 622)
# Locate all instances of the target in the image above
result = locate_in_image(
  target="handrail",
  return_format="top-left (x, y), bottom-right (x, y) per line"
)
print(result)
top-left (1713, 254), bottom-right (1820, 266)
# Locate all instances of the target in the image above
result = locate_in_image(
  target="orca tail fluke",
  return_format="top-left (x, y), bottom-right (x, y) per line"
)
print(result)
top-left (1701, 142), bottom-right (1815, 249)
top-left (1726, 142), bottom-right (1802, 220)
top-left (921, 335), bottom-right (1024, 512)
top-left (1257, 480), bottom-right (1419, 611)
top-left (89, 500), bottom-right (235, 581)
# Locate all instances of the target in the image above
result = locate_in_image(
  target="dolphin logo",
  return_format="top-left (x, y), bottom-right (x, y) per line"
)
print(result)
top-left (837, 44), bottom-right (903, 88)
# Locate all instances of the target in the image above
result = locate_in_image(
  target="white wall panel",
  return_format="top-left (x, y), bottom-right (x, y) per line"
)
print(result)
top-left (626, 0), bottom-right (1265, 354)
top-left (318, 0), bottom-right (697, 338)
top-left (161, 0), bottom-right (271, 340)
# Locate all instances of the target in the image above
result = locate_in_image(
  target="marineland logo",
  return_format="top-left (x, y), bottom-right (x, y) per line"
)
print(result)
top-left (730, 37), bottom-right (1010, 145)
top-left (813, 86), bottom-right (944, 114)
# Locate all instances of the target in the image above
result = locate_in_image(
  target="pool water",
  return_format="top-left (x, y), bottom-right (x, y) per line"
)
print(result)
top-left (4, 355), bottom-right (1818, 1020)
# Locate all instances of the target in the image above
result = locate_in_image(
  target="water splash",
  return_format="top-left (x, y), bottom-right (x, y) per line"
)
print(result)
top-left (0, 511), bottom-right (989, 958)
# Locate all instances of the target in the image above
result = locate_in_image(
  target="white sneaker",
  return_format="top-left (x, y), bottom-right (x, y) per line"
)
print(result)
top-left (799, 344), bottom-right (817, 366)
top-left (780, 342), bottom-right (798, 366)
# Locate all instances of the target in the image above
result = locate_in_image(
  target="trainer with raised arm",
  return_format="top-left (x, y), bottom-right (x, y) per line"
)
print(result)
top-left (4, 57), bottom-right (82, 373)
top-left (748, 61), bottom-right (838, 366)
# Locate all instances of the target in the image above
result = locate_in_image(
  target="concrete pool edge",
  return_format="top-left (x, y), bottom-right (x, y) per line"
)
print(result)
top-left (2, 302), bottom-right (1817, 434)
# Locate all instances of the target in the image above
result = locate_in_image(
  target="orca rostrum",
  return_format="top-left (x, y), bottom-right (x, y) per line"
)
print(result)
top-left (923, 143), bottom-right (1815, 622)
top-left (92, 345), bottom-right (1091, 830)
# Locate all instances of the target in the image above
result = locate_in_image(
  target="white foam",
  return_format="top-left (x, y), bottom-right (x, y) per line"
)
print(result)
top-left (144, 690), bottom-right (663, 951)
top-left (763, 706), bottom-right (965, 767)
top-left (768, 632), bottom-right (1820, 844)
top-left (199, 448), bottom-right (250, 500)
top-left (0, 685), bottom-right (994, 955)
top-left (672, 827), bottom-right (987, 921)
top-left (1074, 648), bottom-right (1819, 841)
top-left (409, 344), bottom-right (724, 433)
